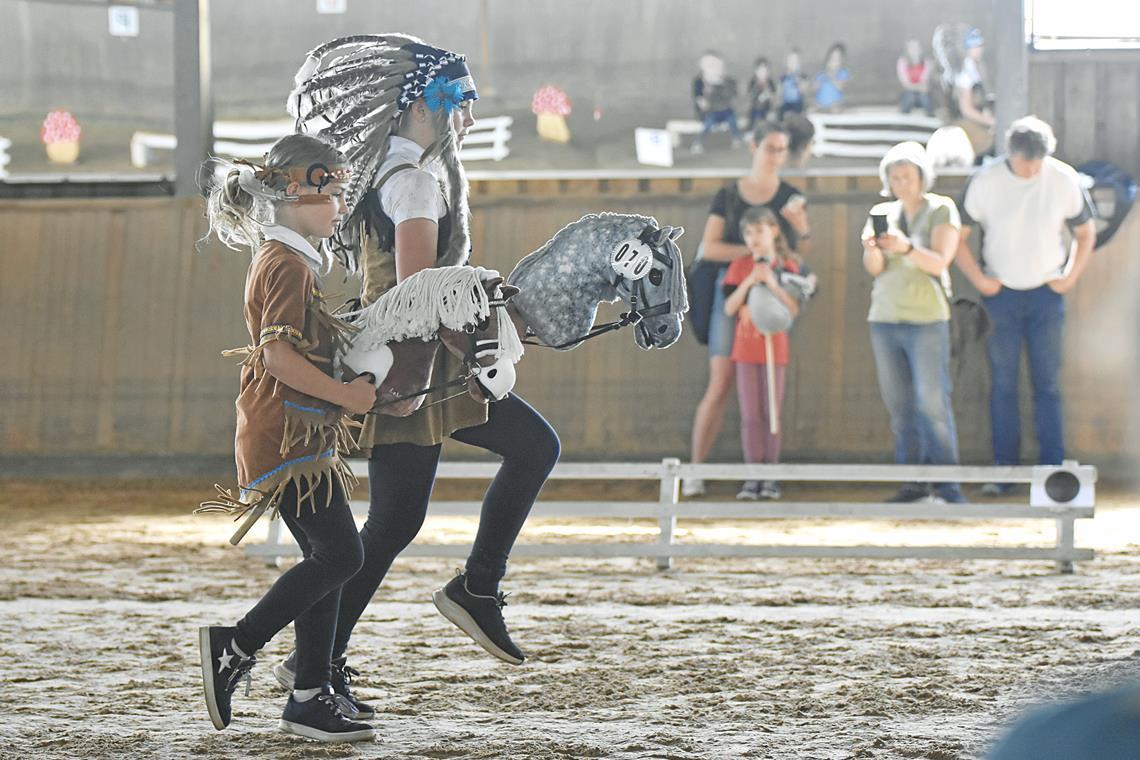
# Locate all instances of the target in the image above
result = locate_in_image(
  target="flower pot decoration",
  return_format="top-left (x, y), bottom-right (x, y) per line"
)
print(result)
top-left (531, 86), bottom-right (572, 144)
top-left (42, 110), bottom-right (82, 164)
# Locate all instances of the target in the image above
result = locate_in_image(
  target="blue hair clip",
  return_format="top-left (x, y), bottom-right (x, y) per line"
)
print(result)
top-left (424, 77), bottom-right (465, 115)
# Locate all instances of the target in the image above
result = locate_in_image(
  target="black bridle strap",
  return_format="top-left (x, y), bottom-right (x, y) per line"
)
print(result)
top-left (523, 293), bottom-right (673, 350)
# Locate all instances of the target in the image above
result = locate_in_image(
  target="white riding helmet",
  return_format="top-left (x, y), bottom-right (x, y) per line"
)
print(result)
top-left (610, 238), bottom-right (654, 281)
top-left (338, 341), bottom-right (394, 389)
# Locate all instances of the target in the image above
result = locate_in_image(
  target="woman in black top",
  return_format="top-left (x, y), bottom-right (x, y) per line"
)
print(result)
top-left (682, 120), bottom-right (813, 497)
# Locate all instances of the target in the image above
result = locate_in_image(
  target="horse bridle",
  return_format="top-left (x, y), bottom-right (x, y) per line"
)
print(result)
top-left (525, 227), bottom-right (677, 350)
top-left (371, 295), bottom-right (511, 410)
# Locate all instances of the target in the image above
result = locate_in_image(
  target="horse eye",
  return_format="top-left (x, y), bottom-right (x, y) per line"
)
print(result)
top-left (477, 319), bottom-right (489, 331)
top-left (648, 269), bottom-right (664, 286)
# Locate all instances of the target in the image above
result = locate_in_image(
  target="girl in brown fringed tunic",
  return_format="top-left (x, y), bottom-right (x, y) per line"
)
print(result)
top-left (194, 133), bottom-right (378, 744)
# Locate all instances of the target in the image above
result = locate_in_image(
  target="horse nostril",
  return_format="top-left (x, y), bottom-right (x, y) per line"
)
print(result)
top-left (487, 369), bottom-right (497, 378)
top-left (657, 324), bottom-right (668, 334)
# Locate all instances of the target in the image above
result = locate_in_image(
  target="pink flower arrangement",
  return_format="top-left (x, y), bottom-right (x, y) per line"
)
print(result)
top-left (531, 86), bottom-right (571, 117)
top-left (41, 110), bottom-right (81, 145)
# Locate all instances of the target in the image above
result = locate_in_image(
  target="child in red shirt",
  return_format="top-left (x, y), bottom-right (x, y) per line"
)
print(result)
top-left (722, 206), bottom-right (802, 499)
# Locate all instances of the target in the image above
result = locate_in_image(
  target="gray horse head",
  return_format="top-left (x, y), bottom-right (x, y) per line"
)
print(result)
top-left (507, 213), bottom-right (688, 350)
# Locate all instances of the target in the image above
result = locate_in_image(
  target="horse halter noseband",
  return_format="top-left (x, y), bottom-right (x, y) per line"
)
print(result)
top-left (526, 224), bottom-right (676, 350)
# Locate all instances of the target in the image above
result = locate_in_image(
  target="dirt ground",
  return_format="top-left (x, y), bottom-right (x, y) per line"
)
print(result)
top-left (1, 478), bottom-right (1139, 760)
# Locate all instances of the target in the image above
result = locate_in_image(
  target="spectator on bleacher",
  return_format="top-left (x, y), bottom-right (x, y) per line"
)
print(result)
top-left (683, 121), bottom-right (814, 497)
top-left (746, 57), bottom-right (778, 130)
top-left (784, 113), bottom-right (816, 168)
top-left (953, 28), bottom-right (994, 156)
top-left (955, 116), bottom-right (1097, 494)
top-left (778, 49), bottom-right (809, 121)
top-left (813, 42), bottom-right (850, 112)
top-left (692, 51), bottom-right (743, 154)
top-left (861, 141), bottom-right (965, 503)
top-left (897, 39), bottom-right (935, 116)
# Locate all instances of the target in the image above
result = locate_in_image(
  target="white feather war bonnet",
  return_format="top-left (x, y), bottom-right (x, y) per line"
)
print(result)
top-left (287, 34), bottom-right (480, 272)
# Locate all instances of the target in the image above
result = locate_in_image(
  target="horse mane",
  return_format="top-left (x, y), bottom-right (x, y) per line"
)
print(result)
top-left (351, 266), bottom-right (490, 347)
top-left (661, 236), bottom-right (690, 316)
top-left (349, 265), bottom-right (525, 362)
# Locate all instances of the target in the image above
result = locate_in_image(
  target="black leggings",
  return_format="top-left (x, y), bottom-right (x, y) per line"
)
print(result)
top-left (235, 476), bottom-right (363, 690)
top-left (332, 392), bottom-right (559, 659)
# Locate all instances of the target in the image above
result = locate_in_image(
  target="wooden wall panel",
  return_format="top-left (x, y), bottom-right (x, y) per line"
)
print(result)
top-left (1, 180), bottom-right (1136, 475)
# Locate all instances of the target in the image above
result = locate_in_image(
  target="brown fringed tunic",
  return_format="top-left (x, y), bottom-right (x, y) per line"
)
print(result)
top-left (199, 240), bottom-right (358, 534)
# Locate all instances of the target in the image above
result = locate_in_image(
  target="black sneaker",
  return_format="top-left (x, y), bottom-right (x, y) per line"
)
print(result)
top-left (273, 652), bottom-right (375, 721)
top-left (331, 657), bottom-right (376, 720)
top-left (278, 685), bottom-right (375, 743)
top-left (736, 480), bottom-right (763, 500)
top-left (199, 625), bottom-right (256, 731)
top-left (432, 572), bottom-right (525, 665)
top-left (886, 483), bottom-right (931, 503)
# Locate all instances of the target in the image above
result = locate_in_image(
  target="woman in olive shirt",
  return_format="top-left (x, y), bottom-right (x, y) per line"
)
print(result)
top-left (861, 142), bottom-right (964, 503)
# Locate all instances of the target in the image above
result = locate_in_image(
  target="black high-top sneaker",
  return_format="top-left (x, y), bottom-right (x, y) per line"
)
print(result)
top-left (199, 626), bottom-right (256, 730)
top-left (432, 572), bottom-right (525, 665)
top-left (278, 684), bottom-right (375, 743)
top-left (330, 657), bottom-right (376, 720)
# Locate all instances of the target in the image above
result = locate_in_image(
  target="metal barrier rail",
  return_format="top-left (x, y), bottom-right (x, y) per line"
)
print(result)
top-left (244, 459), bottom-right (1096, 574)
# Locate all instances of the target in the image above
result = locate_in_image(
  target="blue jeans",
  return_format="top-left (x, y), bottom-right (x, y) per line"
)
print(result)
top-left (900, 90), bottom-right (934, 115)
top-left (707, 266), bottom-right (736, 358)
top-left (696, 109), bottom-right (743, 143)
top-left (869, 321), bottom-right (961, 484)
top-left (983, 286), bottom-right (1065, 465)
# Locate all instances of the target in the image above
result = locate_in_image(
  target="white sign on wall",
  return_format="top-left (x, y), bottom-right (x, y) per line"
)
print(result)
top-left (316, 0), bottom-right (347, 13)
top-left (108, 5), bottom-right (140, 37)
top-left (634, 128), bottom-right (674, 168)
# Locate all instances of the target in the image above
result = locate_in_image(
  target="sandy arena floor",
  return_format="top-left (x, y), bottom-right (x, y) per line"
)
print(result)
top-left (1, 478), bottom-right (1139, 760)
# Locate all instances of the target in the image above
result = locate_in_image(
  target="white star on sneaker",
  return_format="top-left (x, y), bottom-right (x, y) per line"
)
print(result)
top-left (217, 648), bottom-right (234, 673)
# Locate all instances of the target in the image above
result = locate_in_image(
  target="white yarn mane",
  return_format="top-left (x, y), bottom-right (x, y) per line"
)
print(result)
top-left (349, 266), bottom-right (524, 364)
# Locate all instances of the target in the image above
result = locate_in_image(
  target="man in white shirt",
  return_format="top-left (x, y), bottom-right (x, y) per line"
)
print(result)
top-left (956, 116), bottom-right (1096, 494)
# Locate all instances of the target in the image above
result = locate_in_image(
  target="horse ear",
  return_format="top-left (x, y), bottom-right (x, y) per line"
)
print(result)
top-left (499, 284), bottom-right (520, 301)
top-left (653, 226), bottom-right (672, 246)
top-left (668, 226), bottom-right (685, 241)
top-left (483, 276), bottom-right (505, 293)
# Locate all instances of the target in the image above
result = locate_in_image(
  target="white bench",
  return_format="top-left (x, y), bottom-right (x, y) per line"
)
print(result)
top-left (130, 116), bottom-right (513, 168)
top-left (664, 116), bottom-right (751, 148)
top-left (458, 115), bottom-right (512, 162)
top-left (810, 108), bottom-right (943, 159)
top-left (0, 137), bottom-right (11, 179)
top-left (244, 459), bottom-right (1097, 574)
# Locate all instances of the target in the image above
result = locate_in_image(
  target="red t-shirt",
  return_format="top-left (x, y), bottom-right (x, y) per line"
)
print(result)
top-left (723, 256), bottom-right (800, 365)
top-left (905, 61), bottom-right (928, 86)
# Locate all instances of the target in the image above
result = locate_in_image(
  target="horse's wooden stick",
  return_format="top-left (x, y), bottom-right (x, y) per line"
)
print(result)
top-left (765, 332), bottom-right (780, 436)
top-left (229, 504), bottom-right (268, 546)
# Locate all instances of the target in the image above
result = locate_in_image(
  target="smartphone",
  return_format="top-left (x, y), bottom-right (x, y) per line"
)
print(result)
top-left (871, 213), bottom-right (889, 237)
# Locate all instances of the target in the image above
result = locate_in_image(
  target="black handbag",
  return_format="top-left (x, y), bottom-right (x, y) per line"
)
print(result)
top-left (685, 243), bottom-right (725, 346)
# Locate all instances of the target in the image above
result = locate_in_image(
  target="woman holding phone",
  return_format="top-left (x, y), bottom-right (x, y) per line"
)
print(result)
top-left (861, 141), bottom-right (964, 503)
top-left (683, 120), bottom-right (813, 497)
